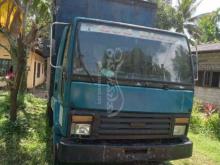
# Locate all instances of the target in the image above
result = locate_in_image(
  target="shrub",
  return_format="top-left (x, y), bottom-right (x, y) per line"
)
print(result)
top-left (190, 113), bottom-right (204, 134)
top-left (190, 98), bottom-right (203, 133)
top-left (192, 99), bottom-right (203, 113)
top-left (203, 103), bottom-right (217, 117)
top-left (190, 98), bottom-right (220, 139)
top-left (204, 114), bottom-right (220, 139)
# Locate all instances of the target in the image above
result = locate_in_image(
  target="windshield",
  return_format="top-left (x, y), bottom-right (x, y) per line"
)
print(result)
top-left (73, 22), bottom-right (193, 85)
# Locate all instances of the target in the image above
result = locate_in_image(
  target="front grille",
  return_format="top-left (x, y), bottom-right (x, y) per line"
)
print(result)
top-left (92, 112), bottom-right (173, 140)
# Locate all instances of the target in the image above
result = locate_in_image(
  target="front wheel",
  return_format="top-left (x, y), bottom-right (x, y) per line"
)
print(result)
top-left (133, 161), bottom-right (164, 165)
top-left (47, 103), bottom-right (53, 127)
top-left (53, 144), bottom-right (60, 165)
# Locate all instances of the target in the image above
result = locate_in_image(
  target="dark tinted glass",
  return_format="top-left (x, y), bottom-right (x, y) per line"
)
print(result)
top-left (0, 59), bottom-right (11, 77)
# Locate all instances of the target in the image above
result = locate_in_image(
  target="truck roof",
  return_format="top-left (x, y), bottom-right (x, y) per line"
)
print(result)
top-left (54, 0), bottom-right (157, 27)
top-left (53, 0), bottom-right (158, 52)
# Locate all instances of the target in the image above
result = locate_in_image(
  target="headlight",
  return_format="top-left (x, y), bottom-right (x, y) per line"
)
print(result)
top-left (71, 123), bottom-right (91, 136)
top-left (173, 125), bottom-right (186, 136)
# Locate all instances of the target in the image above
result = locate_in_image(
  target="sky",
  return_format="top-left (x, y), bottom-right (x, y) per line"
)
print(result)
top-left (172, 0), bottom-right (220, 16)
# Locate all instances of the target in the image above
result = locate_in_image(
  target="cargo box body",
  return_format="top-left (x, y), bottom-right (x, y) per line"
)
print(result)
top-left (54, 0), bottom-right (157, 27)
top-left (53, 0), bottom-right (157, 46)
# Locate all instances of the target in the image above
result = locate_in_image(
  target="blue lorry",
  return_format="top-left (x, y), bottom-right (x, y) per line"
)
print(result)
top-left (49, 0), bottom-right (196, 164)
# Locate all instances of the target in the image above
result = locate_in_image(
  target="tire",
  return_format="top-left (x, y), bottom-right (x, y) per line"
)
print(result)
top-left (47, 104), bottom-right (53, 127)
top-left (53, 144), bottom-right (60, 165)
top-left (131, 161), bottom-right (164, 165)
top-left (147, 161), bottom-right (164, 165)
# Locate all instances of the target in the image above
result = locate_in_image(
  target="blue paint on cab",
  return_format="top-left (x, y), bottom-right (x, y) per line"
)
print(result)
top-left (70, 82), bottom-right (193, 114)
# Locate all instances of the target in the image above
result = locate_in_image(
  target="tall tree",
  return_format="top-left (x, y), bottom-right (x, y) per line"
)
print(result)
top-left (156, 0), bottom-right (179, 30)
top-left (175, 0), bottom-right (202, 43)
top-left (0, 0), bottom-right (51, 122)
top-left (156, 0), bottom-right (202, 44)
top-left (198, 9), bottom-right (220, 43)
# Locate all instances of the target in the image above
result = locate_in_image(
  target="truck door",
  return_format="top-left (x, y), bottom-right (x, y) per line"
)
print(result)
top-left (53, 26), bottom-right (70, 134)
top-left (54, 26), bottom-right (69, 97)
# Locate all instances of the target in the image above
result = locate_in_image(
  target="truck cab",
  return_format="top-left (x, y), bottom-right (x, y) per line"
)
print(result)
top-left (50, 17), bottom-right (195, 164)
top-left (49, 0), bottom-right (196, 164)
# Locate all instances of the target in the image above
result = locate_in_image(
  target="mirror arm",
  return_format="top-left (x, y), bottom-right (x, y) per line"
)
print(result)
top-left (194, 40), bottom-right (199, 81)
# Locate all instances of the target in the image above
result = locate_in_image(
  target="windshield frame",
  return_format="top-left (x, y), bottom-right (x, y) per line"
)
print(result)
top-left (72, 18), bottom-right (194, 89)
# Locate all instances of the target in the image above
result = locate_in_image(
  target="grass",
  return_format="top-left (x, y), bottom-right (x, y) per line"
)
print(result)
top-left (170, 132), bottom-right (220, 165)
top-left (0, 91), bottom-right (52, 165)
top-left (0, 92), bottom-right (220, 165)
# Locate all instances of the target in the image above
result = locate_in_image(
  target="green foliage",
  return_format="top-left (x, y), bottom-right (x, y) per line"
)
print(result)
top-left (27, 0), bottom-right (52, 38)
top-left (0, 0), bottom-right (52, 122)
top-left (175, 0), bottom-right (202, 42)
top-left (176, 0), bottom-right (198, 20)
top-left (190, 112), bottom-right (203, 133)
top-left (205, 114), bottom-right (220, 138)
top-left (0, 92), bottom-right (52, 165)
top-left (190, 99), bottom-right (220, 139)
top-left (156, 0), bottom-right (202, 44)
top-left (198, 9), bottom-right (220, 43)
top-left (171, 132), bottom-right (220, 165)
top-left (156, 0), bottom-right (179, 30)
top-left (192, 98), bottom-right (203, 113)
top-left (186, 100), bottom-right (220, 165)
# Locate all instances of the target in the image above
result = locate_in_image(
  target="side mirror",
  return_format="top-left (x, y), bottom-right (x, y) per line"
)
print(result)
top-left (50, 22), bottom-right (69, 68)
top-left (192, 54), bottom-right (198, 81)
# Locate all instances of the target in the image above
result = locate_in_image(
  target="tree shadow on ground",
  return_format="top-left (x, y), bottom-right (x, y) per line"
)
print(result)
top-left (45, 117), bottom-right (53, 164)
top-left (61, 161), bottom-right (173, 165)
top-left (0, 93), bottom-right (52, 165)
top-left (0, 121), bottom-right (30, 165)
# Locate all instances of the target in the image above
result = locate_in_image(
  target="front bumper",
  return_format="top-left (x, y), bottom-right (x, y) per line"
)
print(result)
top-left (58, 138), bottom-right (193, 163)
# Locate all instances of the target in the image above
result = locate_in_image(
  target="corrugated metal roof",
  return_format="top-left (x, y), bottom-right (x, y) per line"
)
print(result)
top-left (191, 43), bottom-right (220, 53)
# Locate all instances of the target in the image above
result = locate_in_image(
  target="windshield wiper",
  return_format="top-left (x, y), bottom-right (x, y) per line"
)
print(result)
top-left (144, 81), bottom-right (192, 90)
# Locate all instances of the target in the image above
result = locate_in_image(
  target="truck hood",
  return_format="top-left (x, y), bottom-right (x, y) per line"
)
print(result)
top-left (70, 82), bottom-right (193, 114)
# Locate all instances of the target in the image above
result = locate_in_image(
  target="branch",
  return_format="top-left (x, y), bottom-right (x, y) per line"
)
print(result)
top-left (0, 28), bottom-right (18, 60)
top-left (0, 43), bottom-right (10, 54)
top-left (0, 28), bottom-right (16, 53)
top-left (37, 21), bottom-right (52, 32)
top-left (0, 28), bottom-right (14, 42)
top-left (24, 20), bottom-right (51, 45)
top-left (14, 0), bottom-right (23, 11)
